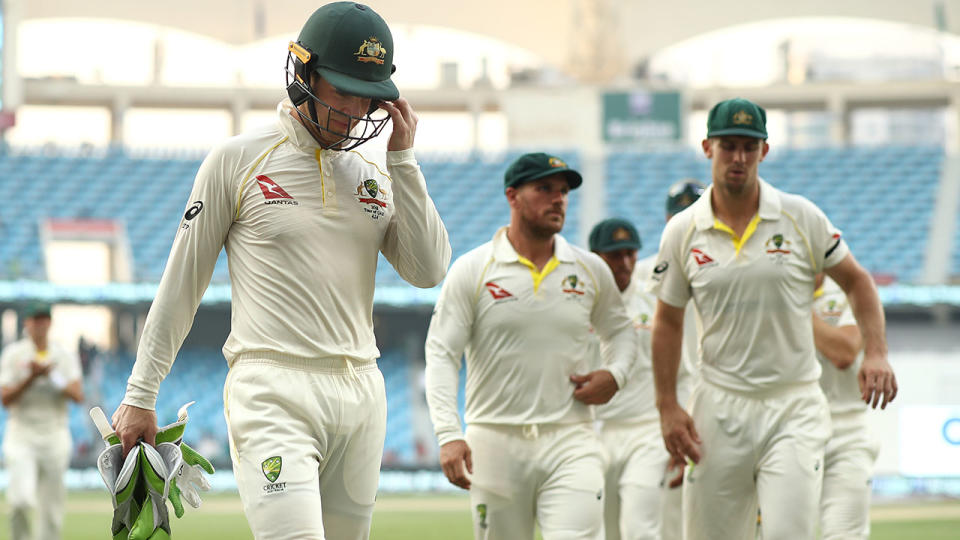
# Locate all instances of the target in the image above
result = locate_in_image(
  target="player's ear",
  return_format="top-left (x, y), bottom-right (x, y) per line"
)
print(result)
top-left (701, 139), bottom-right (712, 158)
top-left (760, 141), bottom-right (770, 161)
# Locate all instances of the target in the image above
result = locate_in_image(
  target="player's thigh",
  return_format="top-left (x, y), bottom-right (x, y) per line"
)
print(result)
top-left (537, 426), bottom-right (605, 540)
top-left (2, 440), bottom-right (39, 508)
top-left (617, 483), bottom-right (662, 540)
top-left (755, 392), bottom-right (830, 540)
top-left (225, 365), bottom-right (329, 539)
top-left (820, 449), bottom-right (873, 540)
top-left (317, 367), bottom-right (387, 539)
top-left (466, 425), bottom-right (537, 539)
top-left (659, 480), bottom-right (683, 540)
top-left (683, 386), bottom-right (757, 540)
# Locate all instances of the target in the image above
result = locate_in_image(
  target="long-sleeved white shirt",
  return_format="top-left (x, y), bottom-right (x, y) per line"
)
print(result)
top-left (123, 100), bottom-right (451, 409)
top-left (425, 227), bottom-right (637, 446)
top-left (594, 256), bottom-right (699, 422)
top-left (815, 276), bottom-right (865, 415)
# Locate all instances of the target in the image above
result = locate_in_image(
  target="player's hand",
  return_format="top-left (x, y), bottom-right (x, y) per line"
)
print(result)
top-left (858, 352), bottom-right (897, 409)
top-left (439, 440), bottom-right (473, 490)
top-left (665, 454), bottom-right (685, 489)
top-left (28, 361), bottom-right (51, 378)
top-left (570, 369), bottom-right (619, 404)
top-left (380, 97), bottom-right (418, 151)
top-left (659, 400), bottom-right (701, 466)
top-left (112, 404), bottom-right (158, 458)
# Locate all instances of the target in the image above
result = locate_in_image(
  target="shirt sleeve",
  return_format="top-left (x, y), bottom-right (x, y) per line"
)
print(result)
top-left (381, 149), bottom-right (452, 288)
top-left (0, 344), bottom-right (20, 387)
top-left (424, 257), bottom-right (476, 446)
top-left (805, 199), bottom-right (849, 270)
top-left (588, 256), bottom-right (638, 390)
top-left (646, 217), bottom-right (692, 308)
top-left (122, 146), bottom-right (236, 410)
top-left (60, 345), bottom-right (83, 383)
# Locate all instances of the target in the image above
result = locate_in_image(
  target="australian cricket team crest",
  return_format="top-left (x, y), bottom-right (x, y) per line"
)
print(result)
top-left (764, 233), bottom-right (792, 264)
top-left (261, 456), bottom-right (286, 494)
top-left (819, 297), bottom-right (845, 322)
top-left (733, 110), bottom-right (753, 125)
top-left (355, 37), bottom-right (387, 64)
top-left (561, 274), bottom-right (585, 296)
top-left (356, 178), bottom-right (388, 220)
top-left (636, 312), bottom-right (652, 330)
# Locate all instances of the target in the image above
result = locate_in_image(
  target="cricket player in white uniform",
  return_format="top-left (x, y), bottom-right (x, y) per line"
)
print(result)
top-left (425, 152), bottom-right (637, 540)
top-left (648, 98), bottom-right (897, 540)
top-left (111, 4), bottom-right (451, 539)
top-left (1, 303), bottom-right (84, 540)
top-left (813, 275), bottom-right (878, 540)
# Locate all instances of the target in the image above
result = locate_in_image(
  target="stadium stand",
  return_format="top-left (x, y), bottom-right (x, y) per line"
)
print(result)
top-left (606, 146), bottom-right (944, 283)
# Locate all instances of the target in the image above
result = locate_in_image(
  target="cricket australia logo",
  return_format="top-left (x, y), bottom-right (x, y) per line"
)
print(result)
top-left (261, 456), bottom-right (286, 494)
top-left (476, 504), bottom-right (488, 529)
top-left (356, 178), bottom-right (388, 220)
top-left (765, 233), bottom-right (792, 264)
top-left (355, 37), bottom-right (387, 64)
top-left (562, 274), bottom-right (585, 296)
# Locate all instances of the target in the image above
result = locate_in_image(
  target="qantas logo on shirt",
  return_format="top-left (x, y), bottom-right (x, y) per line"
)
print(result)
top-left (256, 175), bottom-right (299, 205)
top-left (691, 248), bottom-right (715, 266)
top-left (484, 281), bottom-right (514, 300)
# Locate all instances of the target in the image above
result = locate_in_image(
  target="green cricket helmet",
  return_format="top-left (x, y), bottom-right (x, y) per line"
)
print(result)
top-left (286, 2), bottom-right (399, 150)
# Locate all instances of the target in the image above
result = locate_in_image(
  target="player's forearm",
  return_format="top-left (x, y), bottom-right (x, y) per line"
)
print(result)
top-left (652, 319), bottom-right (684, 409)
top-left (845, 271), bottom-right (887, 360)
top-left (599, 326), bottom-right (637, 390)
top-left (0, 376), bottom-right (36, 407)
top-left (424, 353), bottom-right (464, 446)
top-left (812, 314), bottom-right (861, 369)
top-left (385, 150), bottom-right (451, 287)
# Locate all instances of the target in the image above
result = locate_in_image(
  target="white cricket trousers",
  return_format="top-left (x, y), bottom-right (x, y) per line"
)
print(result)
top-left (224, 356), bottom-right (386, 540)
top-left (598, 418), bottom-right (671, 540)
top-left (2, 422), bottom-right (71, 540)
top-left (683, 380), bottom-right (830, 540)
top-left (820, 411), bottom-right (877, 540)
top-left (466, 422), bottom-right (606, 540)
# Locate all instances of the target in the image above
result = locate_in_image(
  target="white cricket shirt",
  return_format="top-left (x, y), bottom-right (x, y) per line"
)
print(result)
top-left (123, 100), bottom-right (451, 409)
top-left (425, 227), bottom-right (637, 446)
top-left (595, 256), bottom-right (699, 422)
top-left (814, 276), bottom-right (865, 414)
top-left (0, 338), bottom-right (81, 430)
top-left (648, 178), bottom-right (849, 393)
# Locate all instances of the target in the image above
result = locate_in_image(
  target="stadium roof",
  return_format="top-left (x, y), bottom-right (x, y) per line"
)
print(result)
top-left (21, 0), bottom-right (960, 79)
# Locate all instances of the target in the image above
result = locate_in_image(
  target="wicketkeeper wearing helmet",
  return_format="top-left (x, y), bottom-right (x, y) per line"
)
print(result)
top-left (111, 3), bottom-right (451, 539)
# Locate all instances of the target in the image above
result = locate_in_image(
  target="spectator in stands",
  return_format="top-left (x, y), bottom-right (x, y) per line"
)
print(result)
top-left (648, 97), bottom-right (896, 540)
top-left (425, 152), bottom-right (636, 539)
top-left (110, 3), bottom-right (450, 539)
top-left (1, 302), bottom-right (84, 540)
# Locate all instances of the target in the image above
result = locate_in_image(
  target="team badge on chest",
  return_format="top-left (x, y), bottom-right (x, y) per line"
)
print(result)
top-left (562, 274), bottom-right (585, 297)
top-left (356, 178), bottom-right (388, 220)
top-left (764, 233), bottom-right (792, 264)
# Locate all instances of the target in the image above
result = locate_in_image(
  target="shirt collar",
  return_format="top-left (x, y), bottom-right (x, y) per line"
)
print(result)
top-left (692, 177), bottom-right (782, 231)
top-left (491, 226), bottom-right (576, 263)
top-left (277, 99), bottom-right (344, 158)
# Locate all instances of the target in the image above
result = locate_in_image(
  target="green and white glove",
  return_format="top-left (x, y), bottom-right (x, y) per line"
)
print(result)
top-left (155, 401), bottom-right (216, 518)
top-left (128, 442), bottom-right (182, 540)
top-left (97, 442), bottom-right (141, 540)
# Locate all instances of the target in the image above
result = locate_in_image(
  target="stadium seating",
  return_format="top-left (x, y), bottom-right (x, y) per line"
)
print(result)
top-left (605, 146), bottom-right (944, 283)
top-left (0, 146), bottom-right (943, 285)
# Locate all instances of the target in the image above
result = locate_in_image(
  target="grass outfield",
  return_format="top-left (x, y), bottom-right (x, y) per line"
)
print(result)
top-left (0, 492), bottom-right (957, 539)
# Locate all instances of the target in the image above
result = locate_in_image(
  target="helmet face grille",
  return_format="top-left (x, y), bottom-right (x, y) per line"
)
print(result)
top-left (285, 53), bottom-right (391, 151)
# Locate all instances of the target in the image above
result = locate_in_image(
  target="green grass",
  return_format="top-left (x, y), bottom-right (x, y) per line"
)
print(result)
top-left (0, 492), bottom-right (956, 539)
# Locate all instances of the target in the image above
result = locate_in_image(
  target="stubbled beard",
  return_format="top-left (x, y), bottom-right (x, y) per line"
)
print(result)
top-left (522, 212), bottom-right (563, 239)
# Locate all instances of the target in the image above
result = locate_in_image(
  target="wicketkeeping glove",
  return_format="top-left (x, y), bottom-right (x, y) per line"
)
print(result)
top-left (155, 401), bottom-right (216, 517)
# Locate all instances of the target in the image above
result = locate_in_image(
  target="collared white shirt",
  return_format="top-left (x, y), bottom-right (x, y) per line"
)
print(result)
top-left (425, 227), bottom-right (637, 446)
top-left (123, 99), bottom-right (451, 410)
top-left (814, 276), bottom-right (865, 414)
top-left (648, 178), bottom-right (849, 393)
top-left (0, 338), bottom-right (81, 430)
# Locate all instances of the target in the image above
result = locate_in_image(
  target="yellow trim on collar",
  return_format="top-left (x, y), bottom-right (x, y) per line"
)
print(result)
top-left (813, 286), bottom-right (825, 299)
top-left (516, 255), bottom-right (560, 293)
top-left (713, 214), bottom-right (761, 256)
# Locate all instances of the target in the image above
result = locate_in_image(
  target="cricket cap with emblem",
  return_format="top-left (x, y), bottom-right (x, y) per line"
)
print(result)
top-left (294, 2), bottom-right (399, 101)
top-left (503, 152), bottom-right (583, 191)
top-left (589, 218), bottom-right (641, 253)
top-left (23, 301), bottom-right (52, 319)
top-left (706, 97), bottom-right (768, 139)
